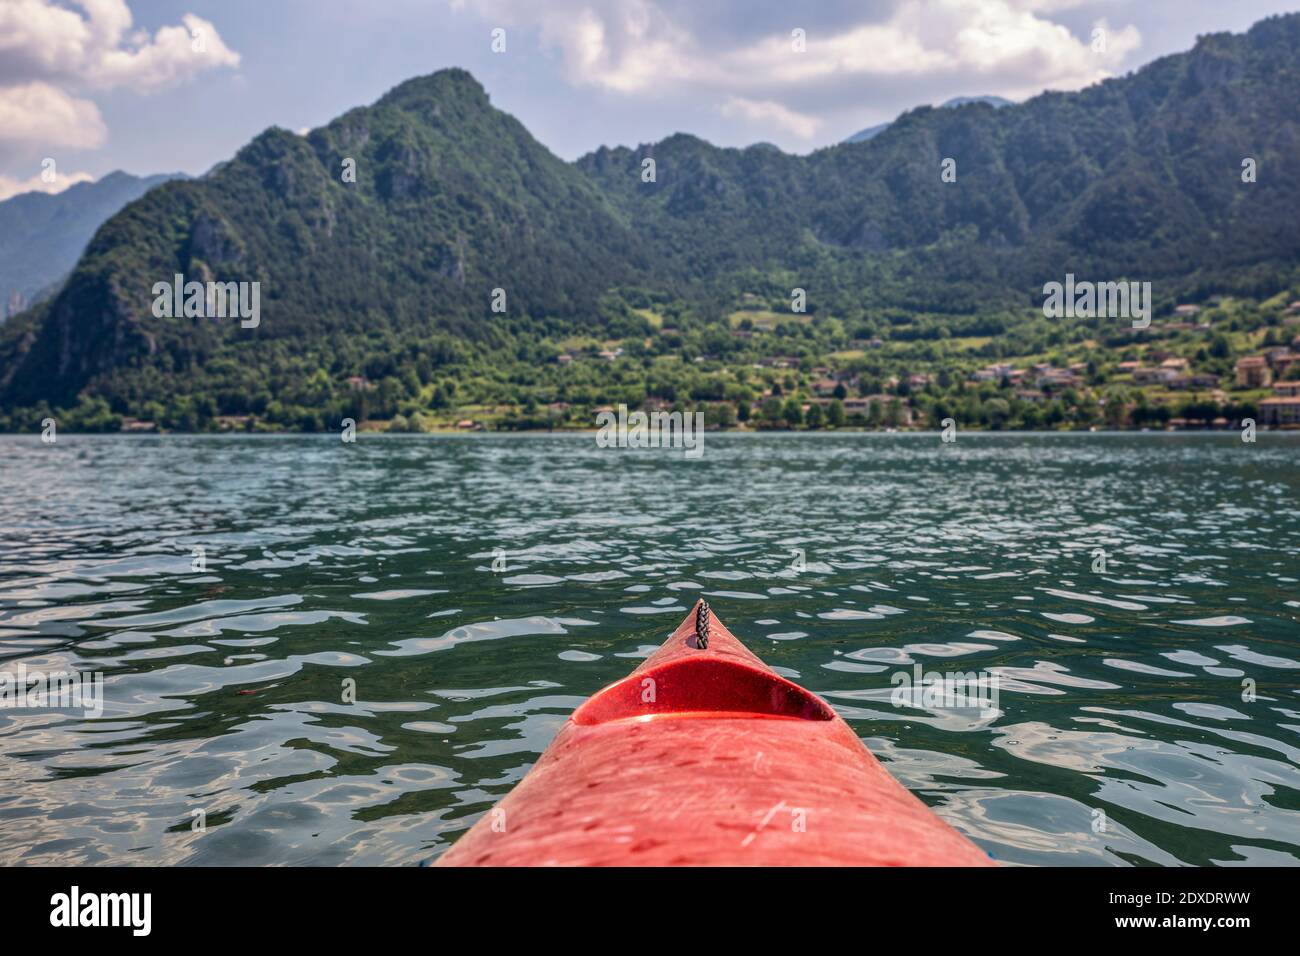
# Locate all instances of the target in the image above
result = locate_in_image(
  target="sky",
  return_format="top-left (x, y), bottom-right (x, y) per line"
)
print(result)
top-left (2, 0), bottom-right (1299, 199)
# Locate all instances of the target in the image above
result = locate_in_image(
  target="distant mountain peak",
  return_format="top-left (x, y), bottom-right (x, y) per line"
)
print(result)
top-left (0, 170), bottom-right (184, 322)
top-left (844, 95), bottom-right (1014, 144)
top-left (379, 67), bottom-right (491, 109)
top-left (940, 95), bottom-right (1014, 110)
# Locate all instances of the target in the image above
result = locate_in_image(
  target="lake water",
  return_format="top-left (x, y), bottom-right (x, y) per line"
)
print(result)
top-left (1, 432), bottom-right (1297, 866)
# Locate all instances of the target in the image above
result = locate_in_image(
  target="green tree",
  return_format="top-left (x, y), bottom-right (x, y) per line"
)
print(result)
top-left (782, 398), bottom-right (803, 427)
top-left (982, 398), bottom-right (1011, 429)
top-left (827, 399), bottom-right (845, 428)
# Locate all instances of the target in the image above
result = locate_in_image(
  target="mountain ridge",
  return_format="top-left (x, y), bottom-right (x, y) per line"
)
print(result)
top-left (0, 170), bottom-right (184, 321)
top-left (843, 95), bottom-right (1014, 144)
top-left (2, 14), bottom-right (1299, 429)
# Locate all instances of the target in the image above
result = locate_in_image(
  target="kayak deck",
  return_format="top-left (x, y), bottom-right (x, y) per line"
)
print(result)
top-left (435, 601), bottom-right (993, 866)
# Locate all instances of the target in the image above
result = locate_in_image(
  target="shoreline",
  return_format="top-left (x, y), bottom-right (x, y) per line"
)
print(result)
top-left (5, 424), bottom-right (1297, 437)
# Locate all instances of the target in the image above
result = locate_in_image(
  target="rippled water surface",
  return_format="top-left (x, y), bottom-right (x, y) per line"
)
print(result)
top-left (1, 433), bottom-right (1298, 866)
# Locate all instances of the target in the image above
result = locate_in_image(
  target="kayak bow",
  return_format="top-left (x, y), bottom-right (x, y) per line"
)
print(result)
top-left (436, 601), bottom-right (992, 866)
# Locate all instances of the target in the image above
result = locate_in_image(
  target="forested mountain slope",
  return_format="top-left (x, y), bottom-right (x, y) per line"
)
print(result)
top-left (1, 14), bottom-right (1298, 428)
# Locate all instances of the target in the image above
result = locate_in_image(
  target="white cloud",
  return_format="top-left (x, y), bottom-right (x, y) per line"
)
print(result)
top-left (453, 0), bottom-right (1142, 145)
top-left (0, 1), bottom-right (238, 89)
top-left (0, 166), bottom-right (95, 202)
top-left (0, 81), bottom-right (107, 151)
top-left (721, 96), bottom-right (820, 139)
top-left (0, 1), bottom-right (239, 165)
top-left (91, 13), bottom-right (240, 92)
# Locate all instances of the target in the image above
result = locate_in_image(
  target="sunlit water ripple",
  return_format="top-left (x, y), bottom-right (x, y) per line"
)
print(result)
top-left (0, 433), bottom-right (1297, 866)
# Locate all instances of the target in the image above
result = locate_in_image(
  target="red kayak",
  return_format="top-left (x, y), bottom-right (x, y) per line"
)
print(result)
top-left (436, 600), bottom-right (992, 866)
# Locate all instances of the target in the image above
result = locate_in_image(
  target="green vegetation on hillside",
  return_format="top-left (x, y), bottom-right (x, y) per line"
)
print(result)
top-left (3, 15), bottom-right (1300, 433)
top-left (9, 290), bottom-right (1298, 434)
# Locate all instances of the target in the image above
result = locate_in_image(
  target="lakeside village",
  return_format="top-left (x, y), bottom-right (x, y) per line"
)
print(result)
top-left (105, 295), bottom-right (1300, 435)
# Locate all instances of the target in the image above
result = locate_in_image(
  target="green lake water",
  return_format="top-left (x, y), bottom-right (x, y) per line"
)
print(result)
top-left (1, 432), bottom-right (1297, 866)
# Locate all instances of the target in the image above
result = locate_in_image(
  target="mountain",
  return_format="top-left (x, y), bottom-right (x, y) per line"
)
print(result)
top-left (576, 15), bottom-right (1300, 314)
top-left (843, 96), bottom-right (1014, 143)
top-left (2, 14), bottom-right (1300, 430)
top-left (0, 69), bottom-right (647, 412)
top-left (0, 171), bottom-right (183, 320)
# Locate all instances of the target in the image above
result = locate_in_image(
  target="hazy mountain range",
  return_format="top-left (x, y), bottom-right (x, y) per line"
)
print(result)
top-left (0, 172), bottom-right (183, 322)
top-left (1, 13), bottom-right (1298, 423)
top-left (842, 96), bottom-right (1015, 144)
